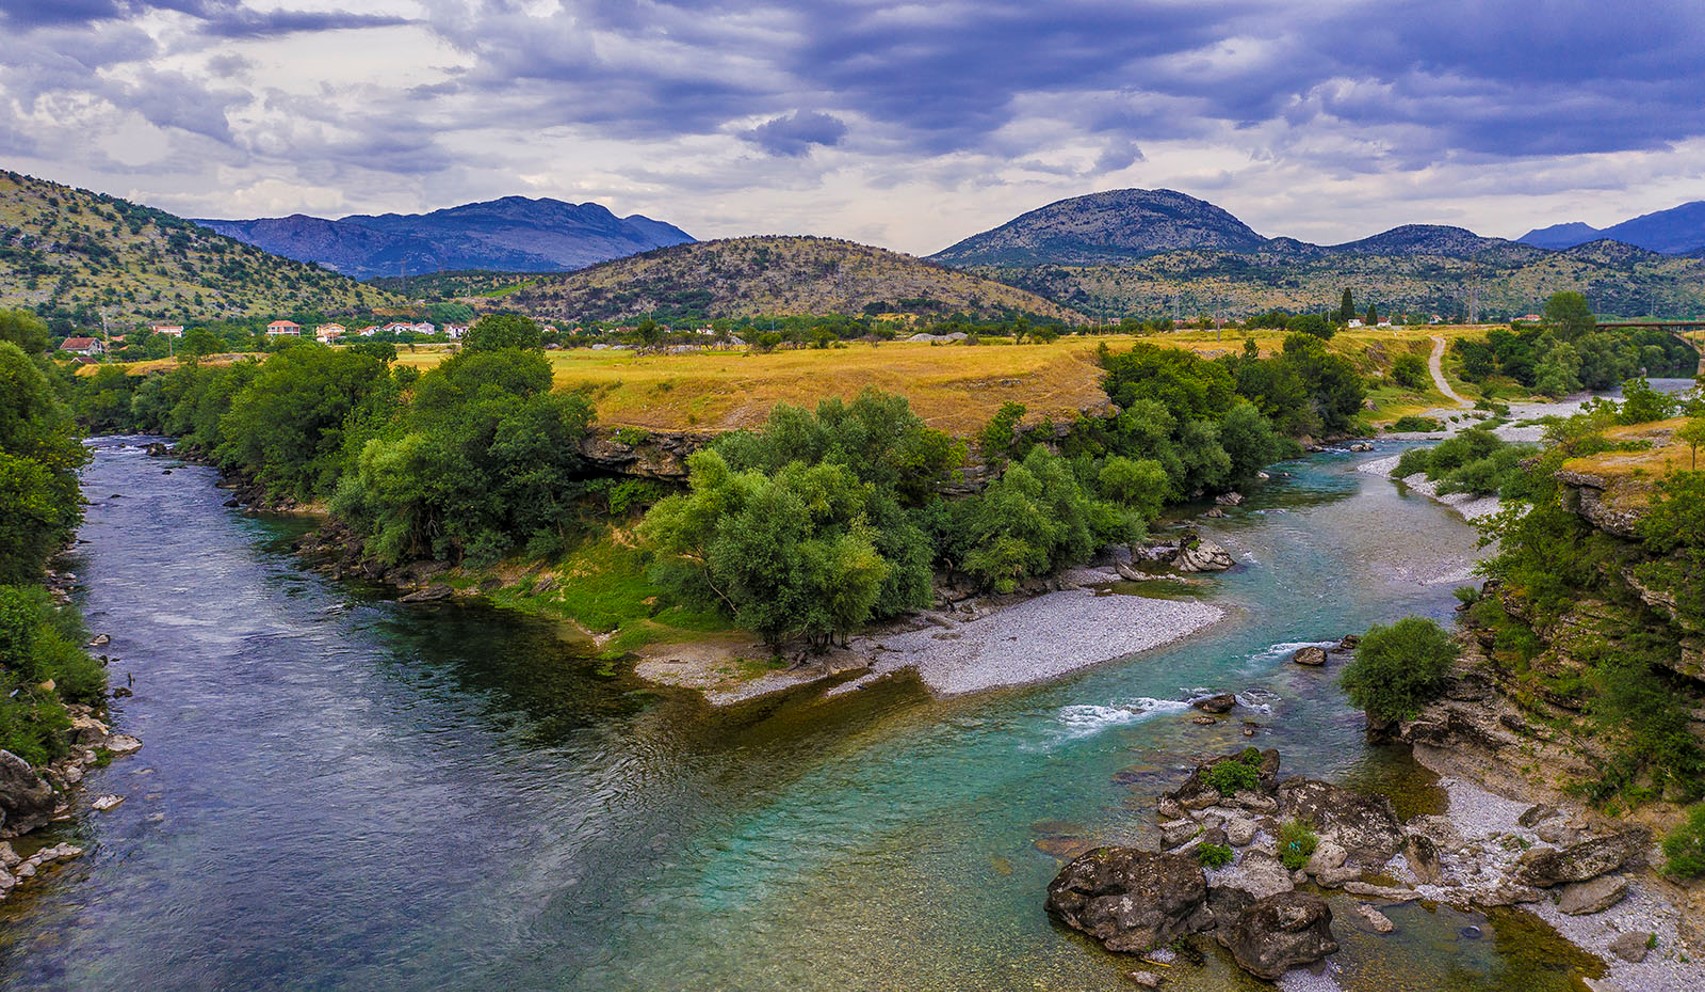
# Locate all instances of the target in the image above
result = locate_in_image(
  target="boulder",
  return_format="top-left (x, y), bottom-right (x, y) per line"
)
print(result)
top-left (1214, 492), bottom-right (1244, 506)
top-left (1216, 892), bottom-right (1339, 981)
top-left (399, 584), bottom-right (454, 603)
top-left (1305, 840), bottom-right (1348, 875)
top-left (1176, 538), bottom-right (1236, 573)
top-left (1331, 634), bottom-right (1360, 654)
top-left (1224, 817), bottom-right (1258, 847)
top-left (1556, 875), bottom-right (1628, 916)
top-left (1517, 804), bottom-right (1559, 828)
top-left (1126, 971), bottom-right (1162, 989)
top-left (1291, 646), bottom-right (1328, 667)
top-left (1403, 832), bottom-right (1443, 885)
top-left (1193, 694), bottom-right (1238, 714)
top-left (1046, 848), bottom-right (1212, 954)
top-left (1514, 829), bottom-right (1649, 888)
top-left (0, 750), bottom-right (56, 837)
top-left (1276, 779), bottom-right (1404, 863)
top-left (1167, 750), bottom-right (1281, 810)
top-left (1207, 850), bottom-right (1294, 922)
top-left (1469, 883), bottom-right (1544, 907)
top-left (106, 735), bottom-right (142, 756)
top-left (1608, 932), bottom-right (1652, 964)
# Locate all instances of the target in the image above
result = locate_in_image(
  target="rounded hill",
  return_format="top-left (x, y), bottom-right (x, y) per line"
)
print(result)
top-left (506, 235), bottom-right (1085, 323)
top-left (929, 188), bottom-right (1270, 267)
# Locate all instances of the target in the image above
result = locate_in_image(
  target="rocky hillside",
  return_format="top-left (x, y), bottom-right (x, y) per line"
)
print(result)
top-left (198, 196), bottom-right (693, 280)
top-left (970, 242), bottom-right (1705, 320)
top-left (507, 235), bottom-right (1086, 323)
top-left (931, 188), bottom-right (1269, 266)
top-left (0, 170), bottom-right (396, 324)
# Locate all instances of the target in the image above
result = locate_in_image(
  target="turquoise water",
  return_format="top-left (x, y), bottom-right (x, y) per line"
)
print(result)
top-left (0, 440), bottom-right (1596, 990)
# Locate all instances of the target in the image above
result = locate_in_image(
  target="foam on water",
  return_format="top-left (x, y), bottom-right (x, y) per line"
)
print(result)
top-left (1053, 698), bottom-right (1192, 738)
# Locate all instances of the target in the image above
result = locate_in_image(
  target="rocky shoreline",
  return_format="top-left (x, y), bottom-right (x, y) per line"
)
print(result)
top-left (1046, 744), bottom-right (1699, 989)
top-left (0, 679), bottom-right (142, 907)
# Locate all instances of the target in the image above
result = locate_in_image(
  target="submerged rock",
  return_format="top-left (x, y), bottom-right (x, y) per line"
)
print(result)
top-left (1217, 891), bottom-right (1339, 980)
top-left (1046, 848), bottom-right (1212, 954)
top-left (1192, 694), bottom-right (1237, 714)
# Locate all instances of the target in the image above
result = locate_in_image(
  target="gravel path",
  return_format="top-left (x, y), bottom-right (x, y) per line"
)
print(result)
top-left (1428, 334), bottom-right (1471, 407)
top-left (842, 589), bottom-right (1225, 696)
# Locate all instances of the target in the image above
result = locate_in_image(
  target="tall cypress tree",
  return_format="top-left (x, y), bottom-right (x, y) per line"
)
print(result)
top-left (1339, 288), bottom-right (1354, 324)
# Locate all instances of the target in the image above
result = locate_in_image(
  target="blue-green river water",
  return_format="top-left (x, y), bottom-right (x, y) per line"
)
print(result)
top-left (0, 439), bottom-right (1599, 991)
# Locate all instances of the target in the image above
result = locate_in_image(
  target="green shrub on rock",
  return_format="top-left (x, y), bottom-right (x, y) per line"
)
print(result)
top-left (1340, 616), bottom-right (1457, 725)
top-left (1204, 756), bottom-right (1262, 797)
top-left (1277, 820), bottom-right (1318, 870)
top-left (1662, 804), bottom-right (1705, 879)
top-left (1196, 843), bottom-right (1234, 869)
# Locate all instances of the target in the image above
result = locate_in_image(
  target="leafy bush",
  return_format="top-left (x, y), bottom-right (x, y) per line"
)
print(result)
top-left (1204, 757), bottom-right (1262, 797)
top-left (1340, 616), bottom-right (1457, 724)
top-left (1390, 415), bottom-right (1444, 432)
top-left (1391, 353), bottom-right (1429, 390)
top-left (1277, 820), bottom-right (1319, 870)
top-left (1196, 842), bottom-right (1235, 869)
top-left (1662, 804), bottom-right (1705, 879)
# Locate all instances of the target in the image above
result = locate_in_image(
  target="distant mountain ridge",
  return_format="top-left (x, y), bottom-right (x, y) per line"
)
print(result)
top-left (1519, 201), bottom-right (1705, 254)
top-left (197, 196), bottom-right (694, 280)
top-left (932, 187), bottom-right (1705, 319)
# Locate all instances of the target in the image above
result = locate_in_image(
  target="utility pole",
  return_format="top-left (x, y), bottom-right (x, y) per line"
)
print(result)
top-left (98, 307), bottom-right (111, 360)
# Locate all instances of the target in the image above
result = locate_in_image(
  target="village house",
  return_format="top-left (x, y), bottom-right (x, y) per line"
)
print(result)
top-left (357, 325), bottom-right (381, 337)
top-left (443, 324), bottom-right (467, 340)
top-left (59, 336), bottom-right (104, 356)
top-left (151, 324), bottom-right (185, 337)
top-left (315, 323), bottom-right (347, 343)
top-left (266, 319), bottom-right (302, 337)
top-left (1346, 318), bottom-right (1364, 329)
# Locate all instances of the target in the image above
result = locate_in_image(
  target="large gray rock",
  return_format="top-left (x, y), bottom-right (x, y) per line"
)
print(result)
top-left (1291, 646), bottom-right (1328, 667)
top-left (1176, 537), bottom-right (1236, 573)
top-left (1169, 749), bottom-right (1281, 810)
top-left (1514, 829), bottom-right (1649, 888)
top-left (1207, 850), bottom-right (1294, 923)
top-left (0, 750), bottom-right (55, 838)
top-left (1277, 778), bottom-right (1404, 863)
top-left (1556, 875), bottom-right (1629, 916)
top-left (1608, 931), bottom-right (1652, 963)
top-left (1046, 848), bottom-right (1212, 954)
top-left (1217, 891), bottom-right (1339, 980)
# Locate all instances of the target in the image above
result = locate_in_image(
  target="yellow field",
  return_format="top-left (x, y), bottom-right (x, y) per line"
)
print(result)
top-left (92, 324), bottom-right (1492, 435)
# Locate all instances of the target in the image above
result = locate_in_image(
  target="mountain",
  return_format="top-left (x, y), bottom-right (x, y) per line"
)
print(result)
top-left (1520, 222), bottom-right (1604, 250)
top-left (1520, 201), bottom-right (1705, 254)
top-left (0, 170), bottom-right (396, 324)
top-left (930, 188), bottom-right (1268, 266)
top-left (1322, 224), bottom-right (1543, 263)
top-left (507, 236), bottom-right (1085, 323)
top-left (197, 196), bottom-right (695, 280)
top-left (931, 187), bottom-right (1705, 319)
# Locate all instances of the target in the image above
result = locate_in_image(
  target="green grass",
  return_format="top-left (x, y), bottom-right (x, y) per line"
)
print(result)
top-left (480, 532), bottom-right (733, 658)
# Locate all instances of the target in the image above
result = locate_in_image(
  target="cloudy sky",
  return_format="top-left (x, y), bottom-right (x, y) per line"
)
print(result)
top-left (4, 0), bottom-right (1704, 254)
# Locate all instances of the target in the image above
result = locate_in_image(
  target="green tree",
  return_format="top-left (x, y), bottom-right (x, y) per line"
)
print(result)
top-left (1677, 417), bottom-right (1705, 471)
top-left (462, 313), bottom-right (543, 352)
top-left (1543, 291), bottom-right (1596, 341)
top-left (1533, 340), bottom-right (1583, 398)
top-left (0, 343), bottom-right (86, 584)
top-left (1338, 288), bottom-right (1355, 325)
top-left (1365, 303), bottom-right (1378, 326)
top-left (1340, 616), bottom-right (1458, 726)
top-left (1287, 313), bottom-right (1334, 340)
top-left (1097, 456), bottom-right (1169, 520)
top-left (1391, 353), bottom-right (1429, 390)
top-left (1619, 377), bottom-right (1677, 424)
top-left (0, 309), bottom-right (50, 355)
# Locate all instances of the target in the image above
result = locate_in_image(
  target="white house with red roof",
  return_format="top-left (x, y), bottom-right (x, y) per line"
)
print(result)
top-left (266, 319), bottom-right (302, 336)
top-left (59, 336), bottom-right (104, 356)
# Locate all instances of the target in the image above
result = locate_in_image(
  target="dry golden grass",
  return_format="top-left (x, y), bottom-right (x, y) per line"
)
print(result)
top-left (93, 323), bottom-right (1491, 434)
top-left (1564, 418), bottom-right (1697, 481)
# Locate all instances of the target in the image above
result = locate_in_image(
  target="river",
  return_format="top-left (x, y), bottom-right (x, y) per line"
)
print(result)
top-left (0, 438), bottom-right (1603, 991)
